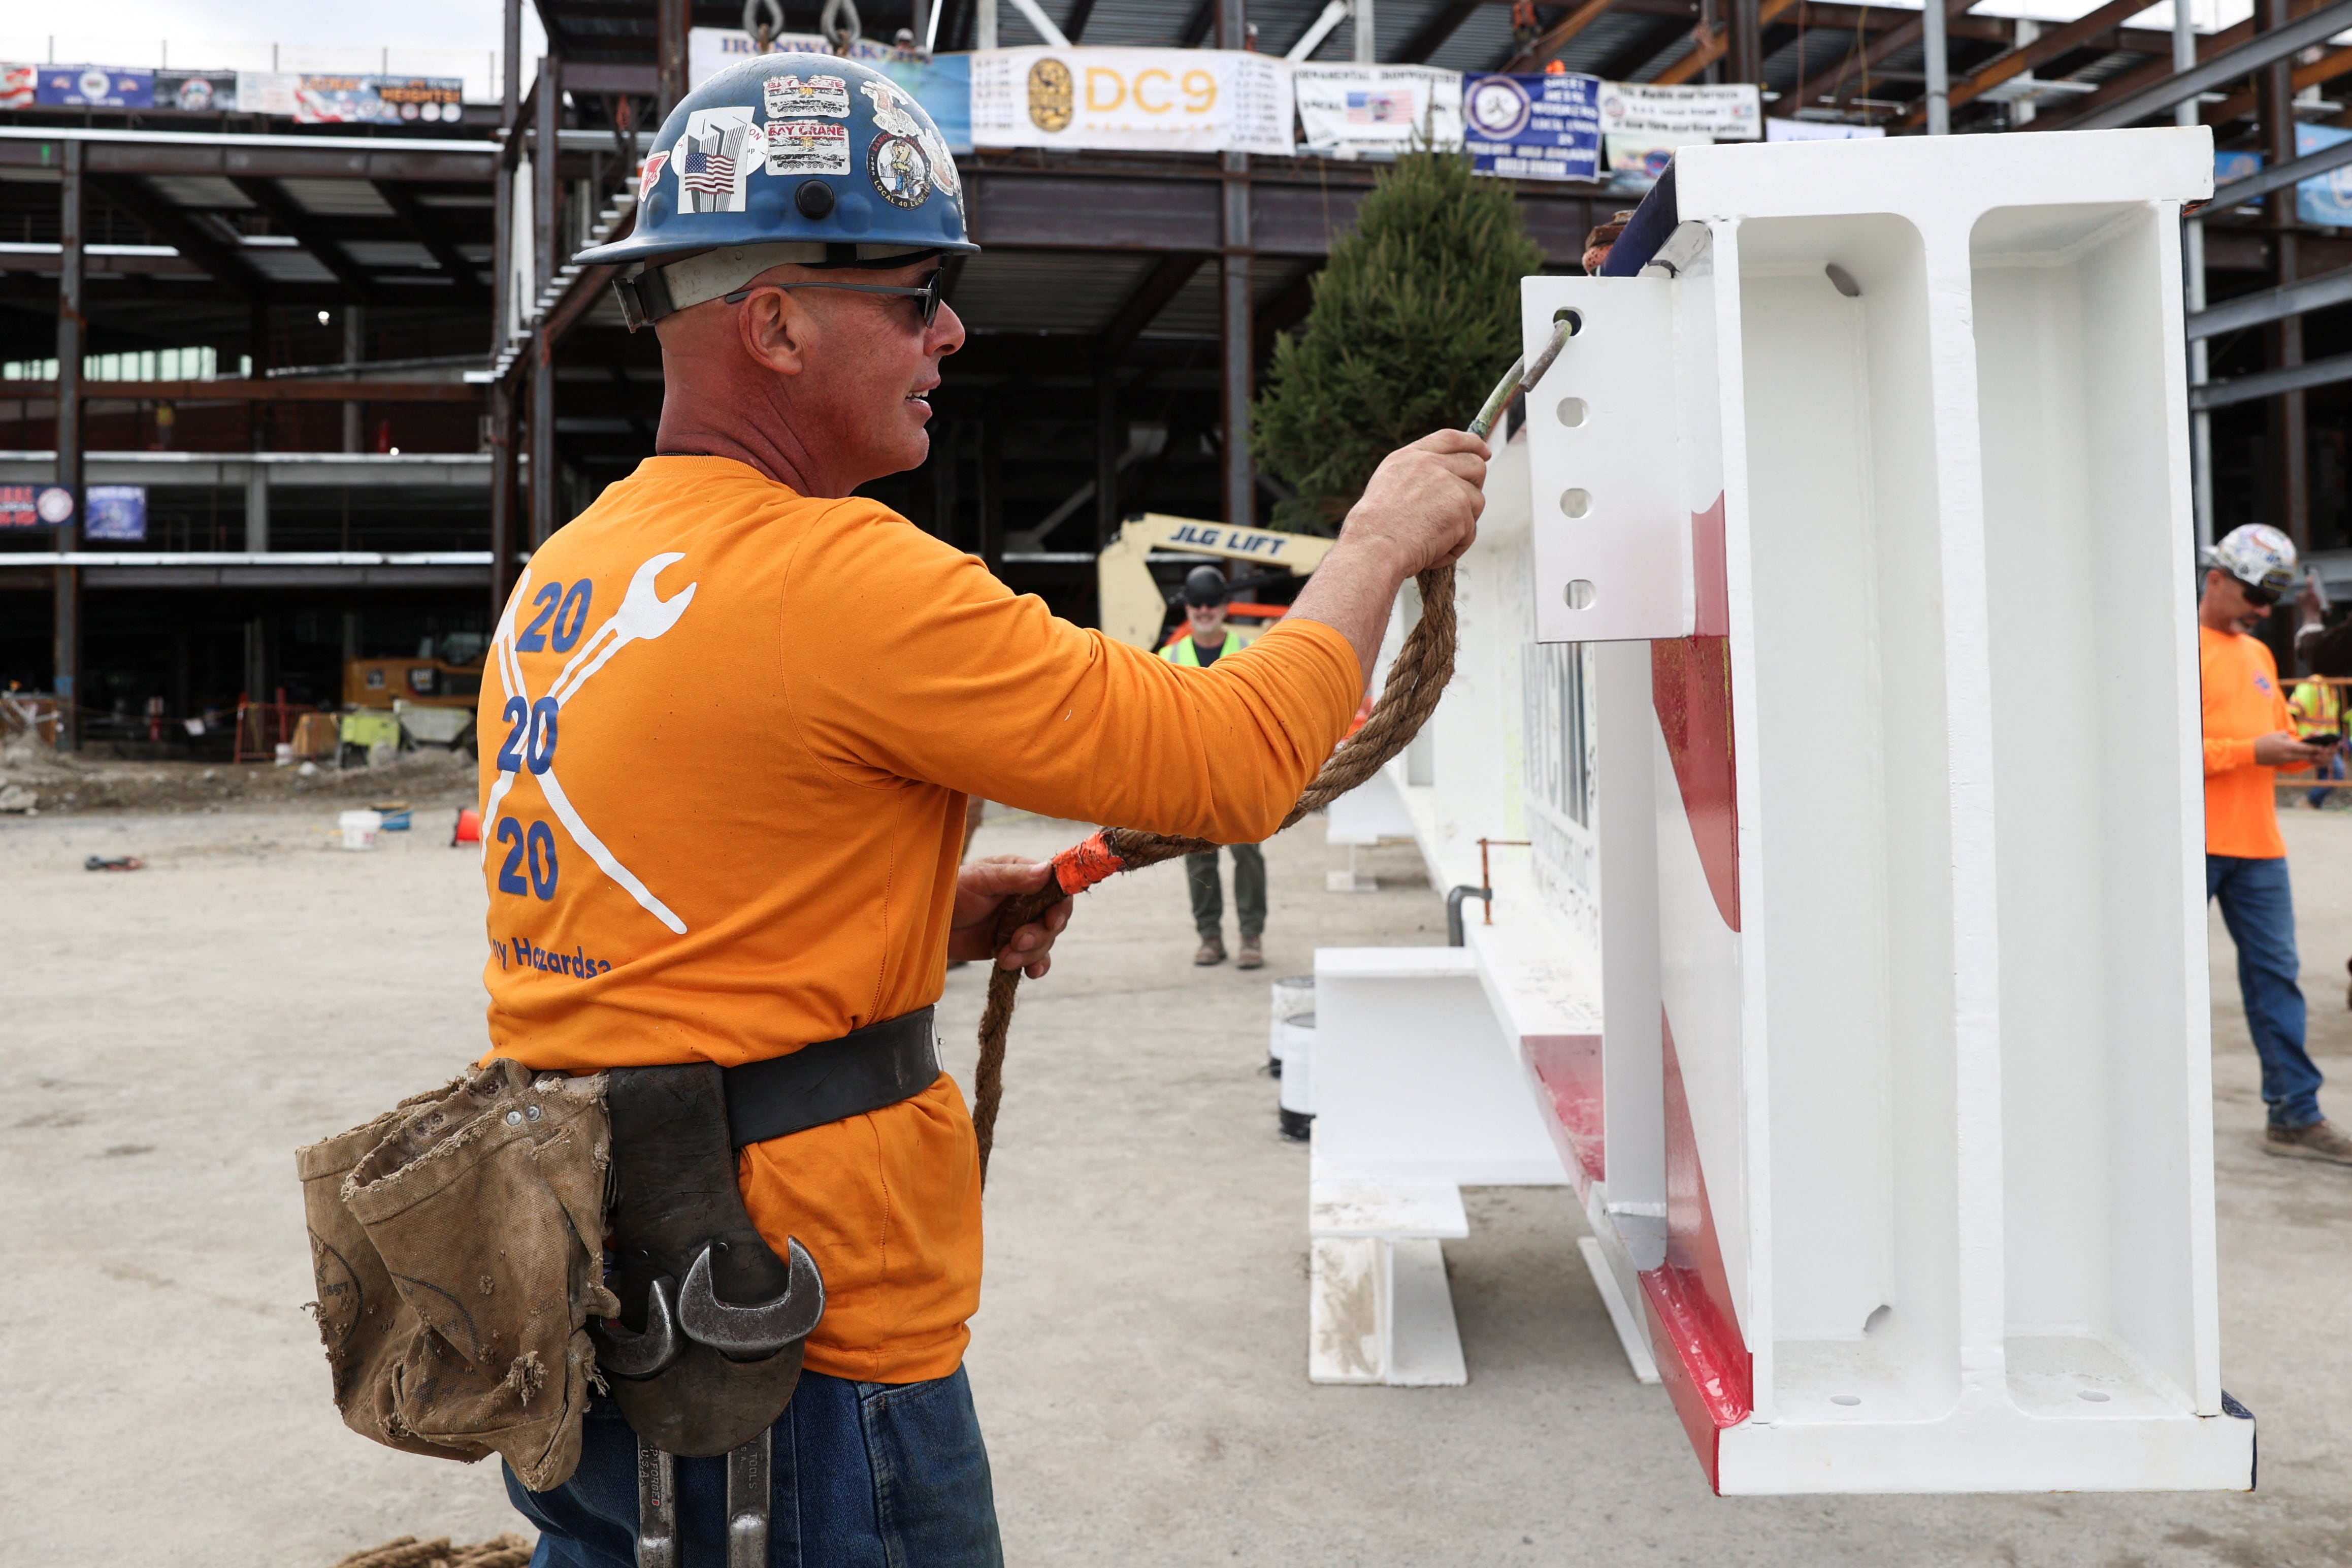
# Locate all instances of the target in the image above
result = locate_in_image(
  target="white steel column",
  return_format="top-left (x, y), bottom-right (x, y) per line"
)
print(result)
top-left (1922, 0), bottom-right (1950, 133)
top-left (1354, 0), bottom-right (1376, 61)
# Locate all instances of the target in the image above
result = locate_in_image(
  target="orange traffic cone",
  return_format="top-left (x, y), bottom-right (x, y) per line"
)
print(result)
top-left (452, 807), bottom-right (482, 846)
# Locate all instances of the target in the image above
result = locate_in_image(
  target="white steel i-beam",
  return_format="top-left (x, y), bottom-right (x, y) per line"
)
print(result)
top-left (1520, 126), bottom-right (2249, 1494)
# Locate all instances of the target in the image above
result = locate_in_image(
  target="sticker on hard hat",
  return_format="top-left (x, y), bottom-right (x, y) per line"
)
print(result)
top-left (859, 78), bottom-right (921, 137)
top-left (675, 108), bottom-right (757, 214)
top-left (763, 73), bottom-right (850, 119)
top-left (637, 151), bottom-right (668, 202)
top-left (920, 125), bottom-right (961, 198)
top-left (766, 120), bottom-right (851, 177)
top-left (868, 134), bottom-right (931, 209)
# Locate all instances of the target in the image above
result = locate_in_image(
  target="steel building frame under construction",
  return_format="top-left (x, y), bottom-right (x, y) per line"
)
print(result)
top-left (5, 0), bottom-right (2351, 745)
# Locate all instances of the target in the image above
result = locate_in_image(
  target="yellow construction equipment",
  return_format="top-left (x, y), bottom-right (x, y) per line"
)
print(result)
top-left (1095, 513), bottom-right (1337, 650)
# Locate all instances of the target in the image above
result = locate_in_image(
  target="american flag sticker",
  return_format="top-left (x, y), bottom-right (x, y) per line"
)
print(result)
top-left (765, 120), bottom-right (851, 177)
top-left (673, 107), bottom-right (756, 213)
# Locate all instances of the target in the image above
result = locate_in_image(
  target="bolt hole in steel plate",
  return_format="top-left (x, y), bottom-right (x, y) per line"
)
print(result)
top-left (1557, 396), bottom-right (1589, 429)
top-left (1561, 488), bottom-right (1593, 519)
top-left (1824, 263), bottom-right (1861, 298)
top-left (2078, 1390), bottom-right (2111, 1402)
top-left (1564, 579), bottom-right (1596, 610)
top-left (1830, 1394), bottom-right (1862, 1407)
top-left (1552, 306), bottom-right (1583, 334)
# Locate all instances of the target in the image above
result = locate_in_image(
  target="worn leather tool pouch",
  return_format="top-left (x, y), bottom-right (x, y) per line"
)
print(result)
top-left (300, 1059), bottom-right (618, 1491)
top-left (594, 1064), bottom-right (825, 1458)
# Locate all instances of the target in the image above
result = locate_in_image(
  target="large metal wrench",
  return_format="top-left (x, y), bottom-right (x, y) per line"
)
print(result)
top-left (636, 1438), bottom-right (677, 1568)
top-left (632, 1429), bottom-right (771, 1568)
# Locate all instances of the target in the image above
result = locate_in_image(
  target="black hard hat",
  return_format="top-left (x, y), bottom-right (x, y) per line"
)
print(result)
top-left (1181, 566), bottom-right (1231, 608)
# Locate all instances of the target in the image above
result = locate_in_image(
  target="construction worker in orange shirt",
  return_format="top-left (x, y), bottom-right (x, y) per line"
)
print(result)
top-left (1163, 565), bottom-right (1269, 970)
top-left (472, 53), bottom-right (1488, 1566)
top-left (2199, 524), bottom-right (2351, 1167)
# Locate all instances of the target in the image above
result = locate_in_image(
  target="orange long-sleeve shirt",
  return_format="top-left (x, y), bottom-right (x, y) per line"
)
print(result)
top-left (2200, 625), bottom-right (2292, 859)
top-left (473, 456), bottom-right (1360, 1381)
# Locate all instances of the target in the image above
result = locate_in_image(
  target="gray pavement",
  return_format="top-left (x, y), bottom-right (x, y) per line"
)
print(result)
top-left (5, 800), bottom-right (2351, 1565)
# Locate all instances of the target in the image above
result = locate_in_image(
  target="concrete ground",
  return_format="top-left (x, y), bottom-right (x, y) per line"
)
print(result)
top-left (6, 798), bottom-right (2352, 1566)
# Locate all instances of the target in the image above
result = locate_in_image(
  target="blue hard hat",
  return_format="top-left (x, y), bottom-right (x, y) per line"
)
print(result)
top-left (578, 51), bottom-right (975, 328)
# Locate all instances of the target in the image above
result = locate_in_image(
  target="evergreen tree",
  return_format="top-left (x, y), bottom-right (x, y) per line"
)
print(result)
top-left (1252, 147), bottom-right (1544, 533)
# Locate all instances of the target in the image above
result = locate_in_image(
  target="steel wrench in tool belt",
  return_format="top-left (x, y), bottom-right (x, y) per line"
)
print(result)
top-left (591, 1064), bottom-right (824, 1566)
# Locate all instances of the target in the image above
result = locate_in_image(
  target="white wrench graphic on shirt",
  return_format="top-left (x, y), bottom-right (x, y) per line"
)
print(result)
top-left (483, 553), bottom-right (698, 933)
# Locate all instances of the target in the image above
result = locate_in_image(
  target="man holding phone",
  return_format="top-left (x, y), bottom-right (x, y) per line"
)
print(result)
top-left (2201, 525), bottom-right (2352, 1164)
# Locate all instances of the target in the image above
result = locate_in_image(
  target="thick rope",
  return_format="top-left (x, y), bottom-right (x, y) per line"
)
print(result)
top-left (971, 563), bottom-right (1458, 1178)
top-left (970, 323), bottom-right (1572, 1182)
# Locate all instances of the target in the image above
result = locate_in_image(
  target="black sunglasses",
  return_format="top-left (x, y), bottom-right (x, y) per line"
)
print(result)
top-left (2240, 579), bottom-right (2283, 607)
top-left (723, 270), bottom-right (945, 327)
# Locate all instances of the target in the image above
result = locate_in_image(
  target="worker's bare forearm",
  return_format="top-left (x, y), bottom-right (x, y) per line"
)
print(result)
top-left (1289, 533), bottom-right (1418, 690)
top-left (1284, 431), bottom-right (1489, 688)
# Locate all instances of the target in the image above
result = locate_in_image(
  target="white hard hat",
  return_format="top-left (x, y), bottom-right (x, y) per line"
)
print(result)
top-left (2208, 524), bottom-right (2297, 598)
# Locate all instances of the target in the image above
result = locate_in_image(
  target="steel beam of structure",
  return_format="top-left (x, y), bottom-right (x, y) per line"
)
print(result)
top-left (658, 0), bottom-right (690, 116)
top-left (2193, 349), bottom-right (2352, 409)
top-left (1506, 0), bottom-right (1626, 72)
top-left (88, 174), bottom-right (274, 300)
top-left (2209, 133), bottom-right (2352, 208)
top-left (1783, 0), bottom-right (1979, 119)
top-left (2187, 263), bottom-right (2352, 339)
top-left (1398, 2), bottom-right (1477, 61)
top-left (54, 140), bottom-right (83, 752)
top-left (232, 176), bottom-right (382, 303)
top-left (5, 378), bottom-right (482, 403)
top-left (2070, 0), bottom-right (2352, 129)
top-left (1900, 0), bottom-right (2160, 126)
top-left (1104, 253), bottom-right (1210, 356)
top-left (0, 135), bottom-right (496, 184)
top-left (372, 180), bottom-right (489, 300)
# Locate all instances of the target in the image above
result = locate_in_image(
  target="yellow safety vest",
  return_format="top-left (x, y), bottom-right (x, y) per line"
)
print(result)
top-left (1160, 629), bottom-right (1246, 667)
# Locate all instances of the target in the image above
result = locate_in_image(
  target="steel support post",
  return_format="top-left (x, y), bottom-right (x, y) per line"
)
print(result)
top-left (1921, 0), bottom-right (1950, 133)
top-left (531, 57), bottom-right (561, 546)
top-left (1218, 0), bottom-right (1256, 533)
top-left (1728, 0), bottom-right (1761, 84)
top-left (976, 0), bottom-right (999, 50)
top-left (491, 382), bottom-right (518, 614)
top-left (1219, 158), bottom-right (1254, 531)
top-left (2258, 0), bottom-right (2309, 548)
top-left (532, 342), bottom-right (558, 547)
top-left (1094, 349), bottom-right (1120, 548)
top-left (657, 0), bottom-right (690, 118)
top-left (342, 306), bottom-right (365, 453)
top-left (53, 139), bottom-right (84, 751)
top-left (1353, 0), bottom-right (1376, 61)
top-left (979, 417), bottom-right (1003, 573)
top-left (2179, 7), bottom-right (2213, 552)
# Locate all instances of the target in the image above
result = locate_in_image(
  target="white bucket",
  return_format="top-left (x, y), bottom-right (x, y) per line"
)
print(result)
top-left (339, 809), bottom-right (383, 851)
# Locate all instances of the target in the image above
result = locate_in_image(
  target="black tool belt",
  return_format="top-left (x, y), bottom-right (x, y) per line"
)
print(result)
top-left (589, 1006), bottom-right (941, 1457)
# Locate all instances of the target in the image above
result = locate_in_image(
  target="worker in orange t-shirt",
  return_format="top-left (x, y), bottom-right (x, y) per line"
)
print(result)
top-left (485, 54), bottom-right (1489, 1567)
top-left (2200, 525), bottom-right (2350, 1166)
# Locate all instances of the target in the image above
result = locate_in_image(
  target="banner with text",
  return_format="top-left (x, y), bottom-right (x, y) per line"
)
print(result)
top-left (970, 47), bottom-right (1293, 157)
top-left (292, 75), bottom-right (465, 124)
top-left (36, 66), bottom-right (153, 108)
top-left (1462, 72), bottom-right (1601, 182)
top-left (1293, 63), bottom-right (1461, 158)
top-left (1597, 82), bottom-right (1759, 140)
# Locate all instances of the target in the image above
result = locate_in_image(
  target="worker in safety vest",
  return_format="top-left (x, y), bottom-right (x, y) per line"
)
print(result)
top-left (2200, 524), bottom-right (2352, 1166)
top-left (480, 53), bottom-right (1487, 1565)
top-left (2288, 666), bottom-right (2346, 809)
top-left (1162, 565), bottom-right (1268, 969)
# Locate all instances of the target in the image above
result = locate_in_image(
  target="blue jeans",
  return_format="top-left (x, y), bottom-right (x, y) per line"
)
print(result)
top-left (507, 1368), bottom-right (1003, 1568)
top-left (2207, 854), bottom-right (2325, 1129)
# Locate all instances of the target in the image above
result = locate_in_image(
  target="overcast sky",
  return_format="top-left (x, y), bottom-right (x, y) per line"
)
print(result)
top-left (0, 0), bottom-right (2260, 80)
